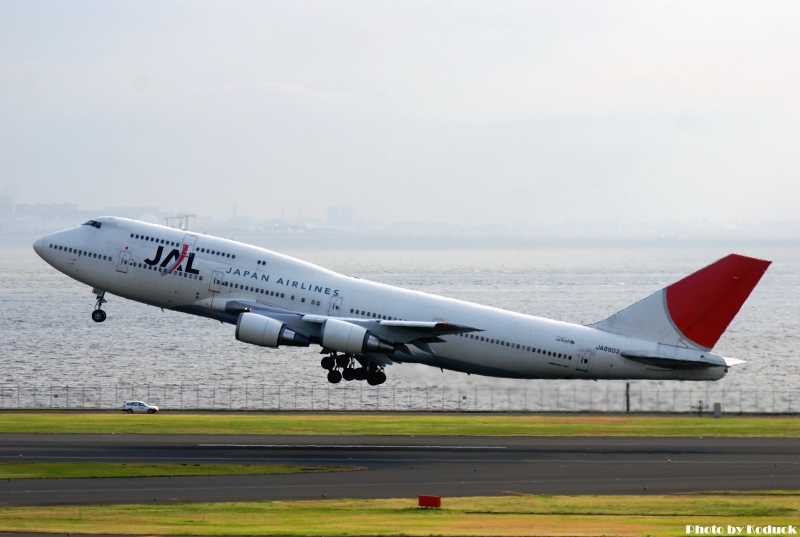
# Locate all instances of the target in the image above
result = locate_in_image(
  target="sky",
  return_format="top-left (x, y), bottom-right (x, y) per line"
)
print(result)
top-left (1, 1), bottom-right (799, 226)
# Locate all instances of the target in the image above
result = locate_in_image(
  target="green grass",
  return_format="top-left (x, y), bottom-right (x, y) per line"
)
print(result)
top-left (0, 494), bottom-right (797, 535)
top-left (1, 412), bottom-right (800, 436)
top-left (0, 462), bottom-right (363, 479)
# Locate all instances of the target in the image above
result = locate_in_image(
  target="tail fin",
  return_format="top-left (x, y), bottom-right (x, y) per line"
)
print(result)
top-left (590, 254), bottom-right (771, 350)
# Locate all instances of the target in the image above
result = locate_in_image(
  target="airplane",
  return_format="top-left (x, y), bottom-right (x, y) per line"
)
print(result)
top-left (33, 217), bottom-right (771, 385)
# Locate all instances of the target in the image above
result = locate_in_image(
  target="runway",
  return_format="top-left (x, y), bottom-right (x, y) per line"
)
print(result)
top-left (1, 433), bottom-right (798, 505)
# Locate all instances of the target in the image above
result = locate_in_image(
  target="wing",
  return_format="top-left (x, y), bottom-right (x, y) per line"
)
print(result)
top-left (222, 299), bottom-right (482, 361)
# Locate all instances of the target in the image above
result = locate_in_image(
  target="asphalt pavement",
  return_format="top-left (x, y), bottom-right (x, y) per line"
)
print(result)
top-left (0, 433), bottom-right (798, 505)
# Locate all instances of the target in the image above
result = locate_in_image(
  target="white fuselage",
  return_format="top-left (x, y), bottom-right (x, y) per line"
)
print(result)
top-left (34, 217), bottom-right (728, 381)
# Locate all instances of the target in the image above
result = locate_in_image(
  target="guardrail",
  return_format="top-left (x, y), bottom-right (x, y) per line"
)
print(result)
top-left (0, 383), bottom-right (797, 414)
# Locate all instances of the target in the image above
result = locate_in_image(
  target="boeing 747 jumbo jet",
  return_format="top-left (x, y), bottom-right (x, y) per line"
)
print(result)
top-left (33, 217), bottom-right (770, 385)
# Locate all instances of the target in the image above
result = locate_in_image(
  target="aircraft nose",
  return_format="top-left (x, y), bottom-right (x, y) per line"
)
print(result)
top-left (33, 236), bottom-right (46, 257)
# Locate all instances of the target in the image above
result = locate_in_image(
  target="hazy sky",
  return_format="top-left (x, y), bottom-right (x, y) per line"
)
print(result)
top-left (1, 1), bottom-right (799, 225)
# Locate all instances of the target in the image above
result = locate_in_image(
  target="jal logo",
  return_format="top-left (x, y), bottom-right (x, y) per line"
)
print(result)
top-left (144, 245), bottom-right (199, 274)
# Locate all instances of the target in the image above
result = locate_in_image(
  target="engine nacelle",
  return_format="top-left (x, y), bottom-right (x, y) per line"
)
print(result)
top-left (322, 318), bottom-right (395, 354)
top-left (235, 312), bottom-right (310, 348)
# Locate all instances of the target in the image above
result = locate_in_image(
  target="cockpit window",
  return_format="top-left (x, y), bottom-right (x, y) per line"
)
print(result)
top-left (82, 220), bottom-right (102, 229)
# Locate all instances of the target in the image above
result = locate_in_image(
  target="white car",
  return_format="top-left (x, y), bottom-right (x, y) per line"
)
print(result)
top-left (122, 401), bottom-right (159, 414)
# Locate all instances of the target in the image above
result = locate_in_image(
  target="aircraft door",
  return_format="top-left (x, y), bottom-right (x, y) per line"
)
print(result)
top-left (577, 349), bottom-right (592, 372)
top-left (209, 270), bottom-right (223, 293)
top-left (327, 296), bottom-right (342, 317)
top-left (182, 234), bottom-right (198, 253)
top-left (116, 251), bottom-right (130, 273)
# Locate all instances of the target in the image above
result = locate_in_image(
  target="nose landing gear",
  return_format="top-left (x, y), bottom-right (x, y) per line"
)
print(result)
top-left (92, 290), bottom-right (107, 323)
top-left (321, 352), bottom-right (386, 385)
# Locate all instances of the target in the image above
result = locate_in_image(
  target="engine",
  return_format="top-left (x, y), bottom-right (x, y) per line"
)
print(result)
top-left (235, 312), bottom-right (310, 348)
top-left (321, 318), bottom-right (395, 354)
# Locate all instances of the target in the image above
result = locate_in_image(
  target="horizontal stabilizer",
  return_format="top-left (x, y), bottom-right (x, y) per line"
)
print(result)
top-left (621, 352), bottom-right (723, 369)
top-left (591, 254), bottom-right (771, 350)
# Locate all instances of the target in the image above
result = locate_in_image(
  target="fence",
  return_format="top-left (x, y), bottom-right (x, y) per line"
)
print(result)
top-left (0, 383), bottom-right (798, 414)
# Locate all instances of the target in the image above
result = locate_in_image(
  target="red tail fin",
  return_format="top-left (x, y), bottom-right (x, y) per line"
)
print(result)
top-left (591, 254), bottom-right (770, 350)
top-left (666, 254), bottom-right (771, 349)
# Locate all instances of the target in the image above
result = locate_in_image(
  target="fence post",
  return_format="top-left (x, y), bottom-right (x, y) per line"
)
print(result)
top-left (541, 385), bottom-right (544, 411)
top-left (19, 384), bottom-right (21, 409)
top-left (197, 385), bottom-right (200, 409)
top-left (393, 385), bottom-right (396, 411)
top-left (625, 383), bottom-right (630, 412)
top-left (147, 384), bottom-right (150, 404)
top-left (229, 385), bottom-right (232, 410)
top-left (165, 385), bottom-right (167, 410)
top-left (327, 384), bottom-right (330, 411)
top-left (556, 386), bottom-right (559, 412)
top-left (311, 385), bottom-right (314, 411)
top-left (67, 386), bottom-right (69, 410)
top-left (33, 384), bottom-right (36, 409)
top-left (508, 388), bottom-right (511, 412)
top-left (51, 384), bottom-right (53, 409)
top-left (278, 386), bottom-right (281, 410)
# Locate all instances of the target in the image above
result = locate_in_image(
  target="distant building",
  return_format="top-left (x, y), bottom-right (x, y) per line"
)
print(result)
top-left (0, 195), bottom-right (12, 217)
top-left (327, 206), bottom-right (354, 228)
top-left (14, 203), bottom-right (81, 219)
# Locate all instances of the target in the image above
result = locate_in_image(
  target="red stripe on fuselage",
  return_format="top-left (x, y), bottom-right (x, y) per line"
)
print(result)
top-left (665, 254), bottom-right (771, 349)
top-left (162, 243), bottom-right (189, 275)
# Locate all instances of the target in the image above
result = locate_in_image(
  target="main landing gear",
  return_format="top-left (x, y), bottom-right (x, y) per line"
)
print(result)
top-left (321, 353), bottom-right (387, 385)
top-left (91, 290), bottom-right (107, 323)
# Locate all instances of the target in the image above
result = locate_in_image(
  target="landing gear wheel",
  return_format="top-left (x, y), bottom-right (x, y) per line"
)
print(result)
top-left (342, 368), bottom-right (356, 381)
top-left (335, 355), bottom-right (350, 369)
top-left (327, 370), bottom-right (342, 384)
top-left (367, 372), bottom-right (387, 386)
top-left (320, 356), bottom-right (335, 370)
top-left (354, 367), bottom-right (368, 381)
top-left (91, 310), bottom-right (107, 323)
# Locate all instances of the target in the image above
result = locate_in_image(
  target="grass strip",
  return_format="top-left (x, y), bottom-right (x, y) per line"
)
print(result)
top-left (0, 494), bottom-right (797, 536)
top-left (1, 413), bottom-right (800, 437)
top-left (0, 462), bottom-right (362, 479)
